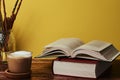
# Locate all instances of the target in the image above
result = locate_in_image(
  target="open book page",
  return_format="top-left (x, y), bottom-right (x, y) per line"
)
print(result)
top-left (71, 40), bottom-right (120, 61)
top-left (75, 40), bottom-right (112, 51)
top-left (100, 45), bottom-right (120, 61)
top-left (37, 38), bottom-right (84, 58)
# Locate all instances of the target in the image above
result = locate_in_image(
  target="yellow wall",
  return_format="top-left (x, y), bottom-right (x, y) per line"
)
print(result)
top-left (4, 0), bottom-right (120, 57)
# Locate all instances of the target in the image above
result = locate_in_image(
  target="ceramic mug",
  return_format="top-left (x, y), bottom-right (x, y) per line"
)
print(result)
top-left (7, 51), bottom-right (32, 73)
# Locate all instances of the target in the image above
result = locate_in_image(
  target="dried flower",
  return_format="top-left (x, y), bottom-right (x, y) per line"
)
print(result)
top-left (0, 0), bottom-right (23, 51)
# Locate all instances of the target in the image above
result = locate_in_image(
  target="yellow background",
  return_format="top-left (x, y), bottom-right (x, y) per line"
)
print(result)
top-left (3, 0), bottom-right (120, 57)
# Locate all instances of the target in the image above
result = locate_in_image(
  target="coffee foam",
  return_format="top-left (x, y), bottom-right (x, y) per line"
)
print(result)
top-left (8, 51), bottom-right (32, 58)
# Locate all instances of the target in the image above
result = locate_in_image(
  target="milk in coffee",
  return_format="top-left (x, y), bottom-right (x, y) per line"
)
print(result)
top-left (7, 51), bottom-right (32, 73)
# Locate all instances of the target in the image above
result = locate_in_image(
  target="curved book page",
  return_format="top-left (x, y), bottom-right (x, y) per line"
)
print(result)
top-left (71, 49), bottom-right (106, 61)
top-left (37, 38), bottom-right (84, 58)
top-left (71, 46), bottom-right (120, 62)
top-left (71, 40), bottom-right (120, 61)
top-left (41, 47), bottom-right (71, 57)
top-left (36, 39), bottom-right (120, 61)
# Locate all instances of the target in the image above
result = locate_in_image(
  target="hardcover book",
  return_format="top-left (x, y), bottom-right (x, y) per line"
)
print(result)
top-left (53, 57), bottom-right (112, 78)
top-left (36, 38), bottom-right (120, 62)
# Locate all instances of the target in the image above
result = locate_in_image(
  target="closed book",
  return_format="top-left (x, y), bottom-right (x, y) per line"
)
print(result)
top-left (53, 57), bottom-right (111, 78)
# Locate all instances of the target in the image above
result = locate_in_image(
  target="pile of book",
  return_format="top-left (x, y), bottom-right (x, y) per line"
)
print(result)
top-left (36, 38), bottom-right (120, 78)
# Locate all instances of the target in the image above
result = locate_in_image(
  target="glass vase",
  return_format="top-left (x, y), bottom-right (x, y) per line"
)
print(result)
top-left (0, 30), bottom-right (16, 62)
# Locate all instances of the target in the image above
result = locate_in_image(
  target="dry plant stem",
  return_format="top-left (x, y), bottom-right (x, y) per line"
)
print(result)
top-left (1, 0), bottom-right (23, 51)
top-left (11, 0), bottom-right (23, 28)
top-left (2, 0), bottom-right (9, 51)
top-left (4, 33), bottom-right (9, 51)
top-left (2, 0), bottom-right (23, 32)
top-left (12, 0), bottom-right (19, 14)
top-left (14, 0), bottom-right (23, 17)
top-left (2, 0), bottom-right (7, 32)
top-left (2, 0), bottom-right (23, 31)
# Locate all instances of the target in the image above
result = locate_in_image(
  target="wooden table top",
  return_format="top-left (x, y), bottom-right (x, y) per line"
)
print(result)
top-left (0, 58), bottom-right (120, 80)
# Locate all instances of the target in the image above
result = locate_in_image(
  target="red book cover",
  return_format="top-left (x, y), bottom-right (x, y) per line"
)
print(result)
top-left (53, 57), bottom-right (112, 78)
top-left (55, 57), bottom-right (98, 64)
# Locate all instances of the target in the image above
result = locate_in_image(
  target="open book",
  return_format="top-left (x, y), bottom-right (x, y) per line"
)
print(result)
top-left (36, 38), bottom-right (120, 62)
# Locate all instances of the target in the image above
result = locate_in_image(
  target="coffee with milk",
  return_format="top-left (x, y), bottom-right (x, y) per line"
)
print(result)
top-left (7, 51), bottom-right (32, 73)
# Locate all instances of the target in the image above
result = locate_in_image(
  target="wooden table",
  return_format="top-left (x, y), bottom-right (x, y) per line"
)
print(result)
top-left (0, 58), bottom-right (120, 80)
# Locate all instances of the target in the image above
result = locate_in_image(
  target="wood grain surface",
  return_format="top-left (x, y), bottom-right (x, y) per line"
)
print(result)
top-left (0, 58), bottom-right (120, 80)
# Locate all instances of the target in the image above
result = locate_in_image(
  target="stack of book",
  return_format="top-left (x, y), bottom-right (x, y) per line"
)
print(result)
top-left (36, 38), bottom-right (120, 78)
